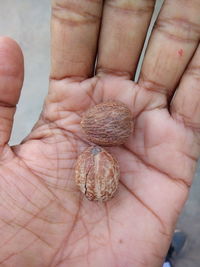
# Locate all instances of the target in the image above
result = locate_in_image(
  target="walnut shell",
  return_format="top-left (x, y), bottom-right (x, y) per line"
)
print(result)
top-left (75, 146), bottom-right (120, 202)
top-left (81, 101), bottom-right (133, 146)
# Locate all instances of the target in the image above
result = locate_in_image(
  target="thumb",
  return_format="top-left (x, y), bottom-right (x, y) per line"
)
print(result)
top-left (0, 36), bottom-right (24, 146)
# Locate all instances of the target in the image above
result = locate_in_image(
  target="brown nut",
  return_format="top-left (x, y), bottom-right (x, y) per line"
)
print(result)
top-left (81, 101), bottom-right (133, 146)
top-left (75, 146), bottom-right (120, 202)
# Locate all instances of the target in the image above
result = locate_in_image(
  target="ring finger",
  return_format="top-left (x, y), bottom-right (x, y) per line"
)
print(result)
top-left (139, 0), bottom-right (200, 98)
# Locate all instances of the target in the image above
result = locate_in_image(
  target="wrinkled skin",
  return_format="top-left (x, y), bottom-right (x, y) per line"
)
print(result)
top-left (0, 0), bottom-right (200, 266)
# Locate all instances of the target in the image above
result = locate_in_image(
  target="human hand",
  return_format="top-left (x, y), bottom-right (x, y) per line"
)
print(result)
top-left (0, 1), bottom-right (200, 266)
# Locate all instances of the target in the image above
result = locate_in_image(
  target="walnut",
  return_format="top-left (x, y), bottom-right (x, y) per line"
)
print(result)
top-left (75, 146), bottom-right (120, 202)
top-left (81, 101), bottom-right (133, 146)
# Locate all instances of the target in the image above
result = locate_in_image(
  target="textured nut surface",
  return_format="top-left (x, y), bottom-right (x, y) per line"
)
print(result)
top-left (81, 101), bottom-right (133, 146)
top-left (75, 146), bottom-right (120, 202)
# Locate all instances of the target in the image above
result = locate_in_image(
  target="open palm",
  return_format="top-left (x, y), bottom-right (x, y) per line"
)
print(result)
top-left (0, 1), bottom-right (200, 266)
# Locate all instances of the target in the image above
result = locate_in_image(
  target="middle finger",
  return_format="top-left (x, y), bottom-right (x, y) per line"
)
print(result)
top-left (96, 0), bottom-right (156, 78)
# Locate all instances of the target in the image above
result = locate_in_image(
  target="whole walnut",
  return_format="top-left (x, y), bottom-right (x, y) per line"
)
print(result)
top-left (81, 101), bottom-right (133, 146)
top-left (75, 146), bottom-right (120, 202)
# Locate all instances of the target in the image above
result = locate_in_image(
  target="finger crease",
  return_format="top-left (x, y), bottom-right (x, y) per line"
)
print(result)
top-left (173, 111), bottom-right (200, 132)
top-left (0, 101), bottom-right (16, 108)
top-left (139, 73), bottom-right (168, 96)
top-left (97, 66), bottom-right (132, 78)
top-left (50, 75), bottom-right (86, 83)
top-left (155, 17), bottom-right (200, 43)
top-left (186, 65), bottom-right (200, 81)
top-left (86, 0), bottom-right (102, 3)
top-left (52, 2), bottom-right (101, 26)
top-left (106, 2), bottom-right (154, 15)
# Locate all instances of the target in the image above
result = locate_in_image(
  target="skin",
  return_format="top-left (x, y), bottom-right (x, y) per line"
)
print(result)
top-left (0, 0), bottom-right (200, 266)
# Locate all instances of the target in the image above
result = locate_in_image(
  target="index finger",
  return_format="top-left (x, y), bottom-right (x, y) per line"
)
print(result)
top-left (51, 0), bottom-right (103, 80)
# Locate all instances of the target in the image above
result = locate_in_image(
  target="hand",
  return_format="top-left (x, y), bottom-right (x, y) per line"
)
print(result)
top-left (0, 1), bottom-right (200, 266)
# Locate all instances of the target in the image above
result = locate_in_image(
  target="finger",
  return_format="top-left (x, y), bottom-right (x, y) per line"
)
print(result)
top-left (51, 0), bottom-right (103, 79)
top-left (0, 37), bottom-right (24, 145)
top-left (96, 0), bottom-right (156, 78)
top-left (139, 0), bottom-right (200, 98)
top-left (171, 44), bottom-right (200, 132)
